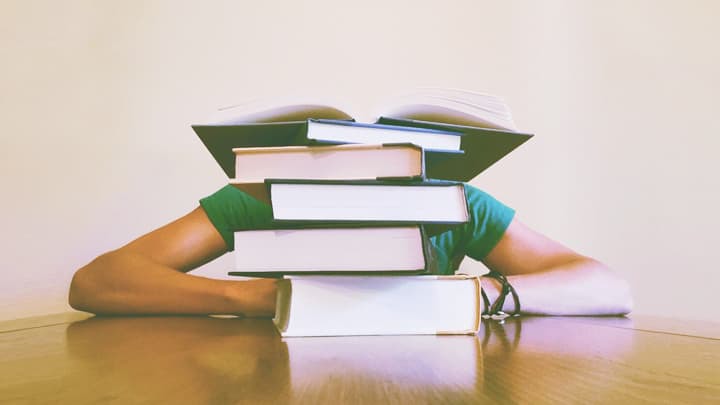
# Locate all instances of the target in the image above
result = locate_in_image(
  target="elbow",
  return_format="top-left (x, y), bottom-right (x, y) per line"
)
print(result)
top-left (573, 257), bottom-right (634, 316)
top-left (68, 266), bottom-right (94, 313)
top-left (594, 261), bottom-right (634, 316)
top-left (68, 254), bottom-right (112, 313)
top-left (614, 276), bottom-right (634, 315)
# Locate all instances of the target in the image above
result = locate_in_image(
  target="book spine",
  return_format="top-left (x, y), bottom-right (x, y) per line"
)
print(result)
top-left (420, 225), bottom-right (436, 275)
top-left (436, 275), bottom-right (482, 335)
top-left (293, 120), bottom-right (311, 145)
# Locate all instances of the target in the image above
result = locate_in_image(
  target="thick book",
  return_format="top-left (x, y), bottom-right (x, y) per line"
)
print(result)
top-left (232, 143), bottom-right (425, 183)
top-left (263, 179), bottom-right (469, 224)
top-left (228, 226), bottom-right (436, 276)
top-left (273, 274), bottom-right (482, 337)
top-left (192, 88), bottom-right (532, 181)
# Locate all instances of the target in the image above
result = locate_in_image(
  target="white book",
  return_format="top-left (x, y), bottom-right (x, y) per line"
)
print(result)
top-left (273, 275), bottom-right (482, 337)
top-left (304, 119), bottom-right (462, 152)
top-left (230, 226), bottom-right (431, 275)
top-left (232, 143), bottom-right (424, 183)
top-left (267, 180), bottom-right (469, 223)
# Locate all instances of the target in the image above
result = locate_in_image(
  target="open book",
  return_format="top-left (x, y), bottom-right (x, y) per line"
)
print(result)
top-left (209, 88), bottom-right (517, 130)
top-left (193, 88), bottom-right (532, 182)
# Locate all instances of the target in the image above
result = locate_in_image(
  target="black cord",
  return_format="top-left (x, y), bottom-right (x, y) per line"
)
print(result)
top-left (482, 270), bottom-right (521, 317)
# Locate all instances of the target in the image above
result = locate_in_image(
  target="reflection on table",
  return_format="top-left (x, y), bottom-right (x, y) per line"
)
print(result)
top-left (0, 314), bottom-right (718, 403)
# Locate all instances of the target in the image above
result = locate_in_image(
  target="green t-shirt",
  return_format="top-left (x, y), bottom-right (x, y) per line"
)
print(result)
top-left (199, 183), bottom-right (515, 275)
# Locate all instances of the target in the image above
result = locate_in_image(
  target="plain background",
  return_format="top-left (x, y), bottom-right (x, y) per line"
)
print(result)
top-left (1, 0), bottom-right (718, 322)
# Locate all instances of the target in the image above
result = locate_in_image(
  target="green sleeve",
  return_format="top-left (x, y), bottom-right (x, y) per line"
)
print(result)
top-left (461, 184), bottom-right (515, 260)
top-left (199, 185), bottom-right (274, 251)
top-left (430, 184), bottom-right (515, 274)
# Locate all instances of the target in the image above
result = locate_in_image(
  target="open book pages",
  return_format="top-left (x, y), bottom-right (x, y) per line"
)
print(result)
top-left (207, 94), bottom-right (353, 125)
top-left (206, 88), bottom-right (516, 131)
top-left (374, 88), bottom-right (516, 131)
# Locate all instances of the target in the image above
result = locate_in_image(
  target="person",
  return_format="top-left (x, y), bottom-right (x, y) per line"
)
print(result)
top-left (68, 183), bottom-right (633, 317)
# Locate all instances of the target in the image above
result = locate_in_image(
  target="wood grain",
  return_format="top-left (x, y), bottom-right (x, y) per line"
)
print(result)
top-left (0, 314), bottom-right (717, 404)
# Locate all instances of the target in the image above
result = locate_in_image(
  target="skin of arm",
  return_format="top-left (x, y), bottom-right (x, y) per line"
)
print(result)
top-left (69, 207), bottom-right (277, 317)
top-left (480, 218), bottom-right (633, 315)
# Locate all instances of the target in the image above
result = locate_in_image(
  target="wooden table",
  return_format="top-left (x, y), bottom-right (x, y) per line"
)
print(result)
top-left (1, 313), bottom-right (718, 404)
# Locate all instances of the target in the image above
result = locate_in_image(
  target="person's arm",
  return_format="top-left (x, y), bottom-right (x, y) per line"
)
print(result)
top-left (68, 207), bottom-right (277, 317)
top-left (480, 218), bottom-right (633, 315)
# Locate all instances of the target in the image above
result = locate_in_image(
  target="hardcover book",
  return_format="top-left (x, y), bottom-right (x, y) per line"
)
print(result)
top-left (273, 274), bottom-right (482, 337)
top-left (262, 179), bottom-right (469, 224)
top-left (229, 225), bottom-right (437, 276)
top-left (232, 143), bottom-right (425, 183)
top-left (303, 119), bottom-right (462, 152)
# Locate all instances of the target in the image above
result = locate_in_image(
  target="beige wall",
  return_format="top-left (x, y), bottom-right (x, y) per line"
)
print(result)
top-left (1, 0), bottom-right (718, 321)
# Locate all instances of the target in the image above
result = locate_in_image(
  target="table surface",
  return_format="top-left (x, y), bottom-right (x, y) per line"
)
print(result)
top-left (1, 312), bottom-right (718, 404)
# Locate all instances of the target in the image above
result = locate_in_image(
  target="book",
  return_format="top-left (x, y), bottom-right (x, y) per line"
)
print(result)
top-left (192, 89), bottom-right (532, 181)
top-left (232, 143), bottom-right (425, 183)
top-left (303, 119), bottom-right (462, 152)
top-left (262, 179), bottom-right (468, 224)
top-left (273, 274), bottom-right (482, 337)
top-left (228, 226), bottom-right (436, 276)
top-left (209, 88), bottom-right (516, 130)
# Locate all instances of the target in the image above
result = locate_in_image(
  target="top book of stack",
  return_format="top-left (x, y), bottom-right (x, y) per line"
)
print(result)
top-left (192, 88), bottom-right (533, 182)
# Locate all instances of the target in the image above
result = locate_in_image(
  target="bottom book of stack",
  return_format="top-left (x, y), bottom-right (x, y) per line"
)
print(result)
top-left (272, 274), bottom-right (482, 337)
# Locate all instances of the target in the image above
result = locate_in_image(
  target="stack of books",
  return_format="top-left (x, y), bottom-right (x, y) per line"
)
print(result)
top-left (192, 89), bottom-right (533, 337)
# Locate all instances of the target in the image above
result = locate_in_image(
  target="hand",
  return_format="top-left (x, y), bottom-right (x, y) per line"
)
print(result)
top-left (225, 278), bottom-right (278, 317)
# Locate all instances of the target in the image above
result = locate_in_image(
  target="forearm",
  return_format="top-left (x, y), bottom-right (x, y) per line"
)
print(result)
top-left (482, 258), bottom-right (633, 316)
top-left (69, 251), bottom-right (276, 316)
